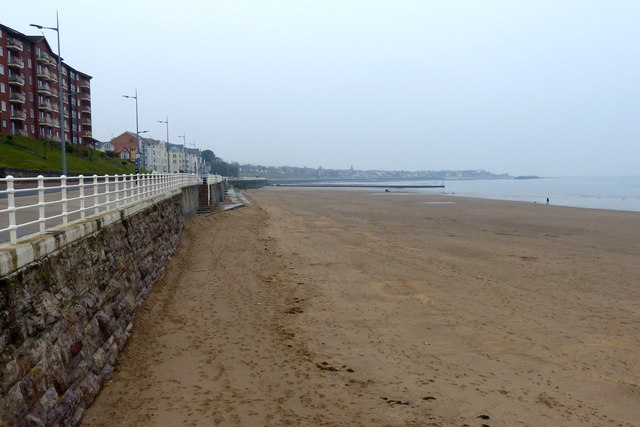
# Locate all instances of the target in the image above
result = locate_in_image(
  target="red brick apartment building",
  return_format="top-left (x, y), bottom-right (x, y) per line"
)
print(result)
top-left (0, 23), bottom-right (92, 146)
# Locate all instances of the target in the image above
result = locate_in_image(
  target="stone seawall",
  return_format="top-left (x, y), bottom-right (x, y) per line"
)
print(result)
top-left (0, 185), bottom-right (209, 426)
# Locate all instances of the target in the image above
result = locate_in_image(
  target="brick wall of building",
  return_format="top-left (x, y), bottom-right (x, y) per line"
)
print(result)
top-left (0, 24), bottom-right (92, 146)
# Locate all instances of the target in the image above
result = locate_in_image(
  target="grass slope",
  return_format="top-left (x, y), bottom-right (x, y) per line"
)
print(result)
top-left (1, 133), bottom-right (138, 175)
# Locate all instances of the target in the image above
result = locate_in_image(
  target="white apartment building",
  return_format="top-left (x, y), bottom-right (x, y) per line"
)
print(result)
top-left (167, 144), bottom-right (186, 173)
top-left (141, 138), bottom-right (168, 173)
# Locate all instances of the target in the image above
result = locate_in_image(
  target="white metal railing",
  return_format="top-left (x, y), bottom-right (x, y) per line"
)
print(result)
top-left (0, 173), bottom-right (213, 245)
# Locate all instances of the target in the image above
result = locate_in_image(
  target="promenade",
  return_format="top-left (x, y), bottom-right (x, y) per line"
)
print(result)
top-left (83, 188), bottom-right (640, 426)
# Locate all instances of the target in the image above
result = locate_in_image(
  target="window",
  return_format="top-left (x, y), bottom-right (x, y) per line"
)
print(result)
top-left (0, 65), bottom-right (4, 75)
top-left (27, 59), bottom-right (31, 68)
top-left (0, 83), bottom-right (4, 93)
top-left (29, 93), bottom-right (33, 102)
top-left (30, 108), bottom-right (34, 118)
top-left (31, 125), bottom-right (35, 133)
top-left (1, 101), bottom-right (6, 112)
top-left (0, 47), bottom-right (3, 56)
top-left (2, 120), bottom-right (6, 129)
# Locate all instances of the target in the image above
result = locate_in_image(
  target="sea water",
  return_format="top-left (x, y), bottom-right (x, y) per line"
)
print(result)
top-left (404, 176), bottom-right (640, 212)
top-left (343, 176), bottom-right (640, 212)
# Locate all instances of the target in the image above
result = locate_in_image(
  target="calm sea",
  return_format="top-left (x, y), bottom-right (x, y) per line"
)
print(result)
top-left (435, 176), bottom-right (640, 212)
top-left (334, 176), bottom-right (640, 212)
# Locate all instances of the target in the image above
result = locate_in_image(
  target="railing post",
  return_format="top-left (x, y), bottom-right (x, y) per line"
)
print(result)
top-left (79, 175), bottom-right (85, 219)
top-left (135, 173), bottom-right (140, 202)
top-left (105, 175), bottom-right (111, 211)
top-left (139, 174), bottom-right (145, 201)
top-left (130, 173), bottom-right (135, 203)
top-left (61, 175), bottom-right (68, 226)
top-left (93, 174), bottom-right (99, 215)
top-left (114, 174), bottom-right (120, 208)
top-left (124, 173), bottom-right (130, 205)
top-left (6, 176), bottom-right (18, 244)
top-left (37, 175), bottom-right (46, 235)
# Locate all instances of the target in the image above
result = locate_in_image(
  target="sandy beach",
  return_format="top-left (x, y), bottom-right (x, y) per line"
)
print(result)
top-left (82, 188), bottom-right (640, 426)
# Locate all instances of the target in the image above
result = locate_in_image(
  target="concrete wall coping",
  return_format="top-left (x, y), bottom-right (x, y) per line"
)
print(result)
top-left (0, 188), bottom-right (183, 277)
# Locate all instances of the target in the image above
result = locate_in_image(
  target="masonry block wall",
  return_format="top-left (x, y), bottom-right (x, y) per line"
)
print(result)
top-left (0, 191), bottom-right (192, 426)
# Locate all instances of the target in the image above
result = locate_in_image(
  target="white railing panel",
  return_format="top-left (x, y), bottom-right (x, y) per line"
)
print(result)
top-left (1, 173), bottom-right (202, 245)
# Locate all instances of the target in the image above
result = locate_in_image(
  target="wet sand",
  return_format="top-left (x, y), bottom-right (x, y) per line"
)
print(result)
top-left (83, 187), bottom-right (640, 426)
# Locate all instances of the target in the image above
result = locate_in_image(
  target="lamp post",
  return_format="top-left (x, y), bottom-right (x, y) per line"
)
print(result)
top-left (31, 12), bottom-right (67, 175)
top-left (122, 89), bottom-right (141, 169)
top-left (158, 117), bottom-right (169, 173)
top-left (190, 142), bottom-right (198, 175)
top-left (178, 133), bottom-right (186, 173)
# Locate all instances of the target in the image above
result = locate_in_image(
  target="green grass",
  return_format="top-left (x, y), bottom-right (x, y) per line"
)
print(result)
top-left (1, 133), bottom-right (140, 175)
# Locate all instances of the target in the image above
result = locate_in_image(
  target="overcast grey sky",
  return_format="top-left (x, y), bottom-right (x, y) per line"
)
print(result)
top-left (5, 1), bottom-right (639, 176)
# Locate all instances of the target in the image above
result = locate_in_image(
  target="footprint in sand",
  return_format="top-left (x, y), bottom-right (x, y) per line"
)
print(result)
top-left (371, 281), bottom-right (431, 304)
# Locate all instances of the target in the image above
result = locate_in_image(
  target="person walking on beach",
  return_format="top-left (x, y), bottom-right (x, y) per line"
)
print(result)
top-left (546, 197), bottom-right (549, 205)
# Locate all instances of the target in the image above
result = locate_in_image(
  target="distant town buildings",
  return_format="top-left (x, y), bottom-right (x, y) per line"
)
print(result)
top-left (0, 23), bottom-right (93, 146)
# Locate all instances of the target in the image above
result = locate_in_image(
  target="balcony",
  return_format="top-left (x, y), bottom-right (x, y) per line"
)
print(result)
top-left (18, 129), bottom-right (30, 137)
top-left (80, 92), bottom-right (91, 101)
top-left (82, 105), bottom-right (92, 113)
top-left (82, 118), bottom-right (92, 126)
top-left (9, 92), bottom-right (27, 104)
top-left (40, 117), bottom-right (54, 127)
top-left (10, 110), bottom-right (27, 121)
top-left (80, 80), bottom-right (90, 89)
top-left (38, 99), bottom-right (53, 111)
top-left (52, 119), bottom-right (61, 128)
top-left (36, 51), bottom-right (51, 63)
top-left (37, 83), bottom-right (53, 95)
top-left (83, 130), bottom-right (93, 138)
top-left (8, 56), bottom-right (25, 69)
top-left (7, 38), bottom-right (24, 52)
top-left (8, 74), bottom-right (26, 86)
top-left (37, 67), bottom-right (52, 80)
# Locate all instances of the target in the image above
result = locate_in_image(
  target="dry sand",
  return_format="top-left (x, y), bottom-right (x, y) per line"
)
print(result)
top-left (82, 187), bottom-right (640, 426)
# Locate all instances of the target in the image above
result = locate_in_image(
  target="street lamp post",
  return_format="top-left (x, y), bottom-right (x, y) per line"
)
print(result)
top-left (190, 142), bottom-right (198, 175)
top-left (158, 117), bottom-right (169, 173)
top-left (178, 133), bottom-right (186, 173)
top-left (31, 12), bottom-right (67, 175)
top-left (122, 89), bottom-right (141, 171)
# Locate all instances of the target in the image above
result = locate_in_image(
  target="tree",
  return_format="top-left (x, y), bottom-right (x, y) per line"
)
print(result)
top-left (201, 149), bottom-right (216, 164)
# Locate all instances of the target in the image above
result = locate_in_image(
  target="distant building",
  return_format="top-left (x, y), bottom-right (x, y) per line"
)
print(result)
top-left (110, 131), bottom-right (139, 161)
top-left (0, 23), bottom-right (92, 145)
top-left (140, 137), bottom-right (168, 173)
top-left (111, 131), bottom-right (203, 173)
top-left (167, 143), bottom-right (185, 173)
top-left (94, 140), bottom-right (114, 152)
